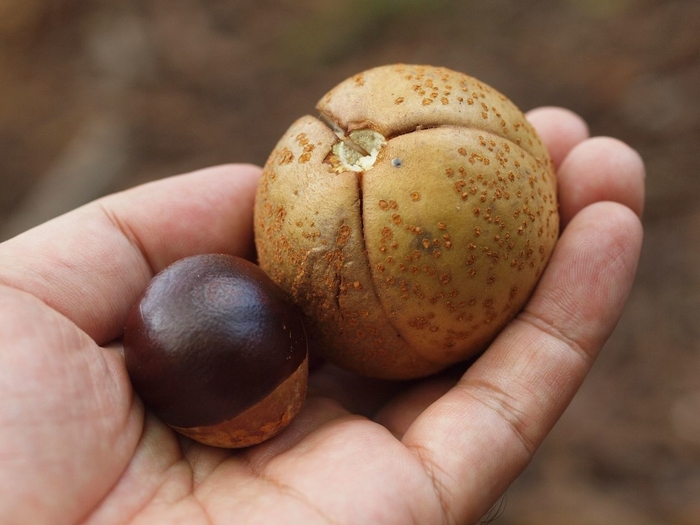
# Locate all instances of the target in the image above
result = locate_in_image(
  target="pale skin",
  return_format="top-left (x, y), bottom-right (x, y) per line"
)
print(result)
top-left (0, 107), bottom-right (645, 525)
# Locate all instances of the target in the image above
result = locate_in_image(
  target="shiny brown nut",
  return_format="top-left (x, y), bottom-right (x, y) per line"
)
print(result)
top-left (254, 64), bottom-right (558, 379)
top-left (124, 254), bottom-right (308, 448)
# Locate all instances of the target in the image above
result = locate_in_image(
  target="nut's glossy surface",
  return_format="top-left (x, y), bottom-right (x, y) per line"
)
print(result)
top-left (124, 254), bottom-right (308, 447)
top-left (254, 64), bottom-right (558, 379)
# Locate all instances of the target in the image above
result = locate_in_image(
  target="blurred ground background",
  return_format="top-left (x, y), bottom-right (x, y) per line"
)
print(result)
top-left (1, 0), bottom-right (699, 523)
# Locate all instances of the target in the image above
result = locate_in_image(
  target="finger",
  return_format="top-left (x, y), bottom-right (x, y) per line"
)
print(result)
top-left (0, 286), bottom-right (143, 524)
top-left (242, 365), bottom-right (409, 468)
top-left (557, 137), bottom-right (646, 225)
top-left (372, 361), bottom-right (472, 438)
top-left (526, 107), bottom-right (645, 227)
top-left (526, 106), bottom-right (590, 169)
top-left (0, 164), bottom-right (261, 344)
top-left (307, 364), bottom-right (409, 417)
top-left (401, 202), bottom-right (643, 524)
top-left (241, 396), bottom-right (357, 469)
top-left (373, 378), bottom-right (454, 438)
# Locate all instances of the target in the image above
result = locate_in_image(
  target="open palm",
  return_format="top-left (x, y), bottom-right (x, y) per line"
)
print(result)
top-left (0, 108), bottom-right (644, 525)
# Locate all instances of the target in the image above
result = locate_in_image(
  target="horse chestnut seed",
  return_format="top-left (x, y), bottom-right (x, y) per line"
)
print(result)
top-left (124, 254), bottom-right (308, 448)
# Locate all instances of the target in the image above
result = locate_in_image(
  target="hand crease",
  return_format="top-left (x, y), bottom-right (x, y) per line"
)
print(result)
top-left (457, 379), bottom-right (538, 458)
top-left (405, 442), bottom-right (457, 525)
top-left (517, 309), bottom-right (594, 365)
top-left (240, 460), bottom-right (341, 525)
top-left (97, 201), bottom-right (157, 278)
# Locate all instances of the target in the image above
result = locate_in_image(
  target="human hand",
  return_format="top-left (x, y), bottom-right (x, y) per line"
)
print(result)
top-left (0, 107), bottom-right (644, 525)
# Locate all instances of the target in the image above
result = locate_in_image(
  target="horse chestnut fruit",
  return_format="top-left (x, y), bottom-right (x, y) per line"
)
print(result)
top-left (254, 64), bottom-right (558, 379)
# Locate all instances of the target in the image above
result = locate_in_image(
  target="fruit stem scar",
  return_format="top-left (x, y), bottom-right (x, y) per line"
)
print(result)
top-left (318, 112), bottom-right (347, 139)
top-left (331, 129), bottom-right (386, 172)
top-left (318, 112), bottom-right (386, 173)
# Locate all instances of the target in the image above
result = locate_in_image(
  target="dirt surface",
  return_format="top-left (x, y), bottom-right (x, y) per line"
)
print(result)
top-left (1, 0), bottom-right (699, 523)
